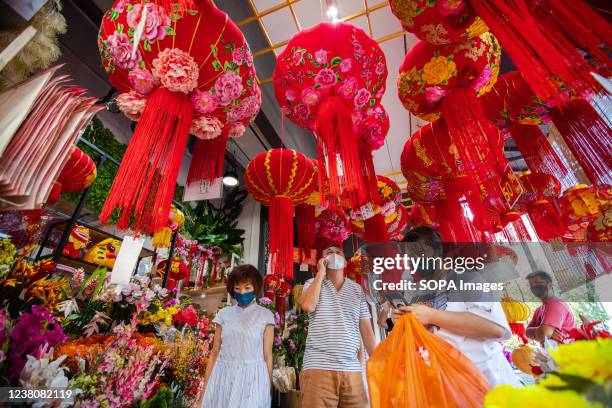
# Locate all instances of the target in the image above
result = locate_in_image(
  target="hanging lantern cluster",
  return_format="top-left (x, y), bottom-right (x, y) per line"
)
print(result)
top-left (273, 22), bottom-right (387, 210)
top-left (98, 0), bottom-right (260, 233)
top-left (516, 172), bottom-right (565, 242)
top-left (47, 147), bottom-right (97, 205)
top-left (244, 149), bottom-right (316, 280)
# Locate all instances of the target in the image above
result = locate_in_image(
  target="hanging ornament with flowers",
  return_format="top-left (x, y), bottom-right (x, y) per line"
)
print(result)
top-left (273, 22), bottom-right (387, 209)
top-left (98, 0), bottom-right (260, 234)
top-left (315, 207), bottom-right (352, 250)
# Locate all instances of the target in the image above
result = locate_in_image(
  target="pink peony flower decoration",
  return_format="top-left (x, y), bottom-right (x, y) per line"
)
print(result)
top-left (294, 103), bottom-right (310, 119)
top-left (314, 68), bottom-right (337, 88)
top-left (360, 122), bottom-right (385, 150)
top-left (191, 90), bottom-right (217, 114)
top-left (375, 62), bottom-right (386, 76)
top-left (470, 67), bottom-right (493, 93)
top-left (228, 124), bottom-right (246, 138)
top-left (339, 58), bottom-right (352, 73)
top-left (315, 49), bottom-right (328, 65)
top-left (107, 31), bottom-right (141, 70)
top-left (128, 68), bottom-right (159, 94)
top-left (116, 91), bottom-right (148, 121)
top-left (191, 115), bottom-right (223, 140)
top-left (293, 50), bottom-right (305, 65)
top-left (338, 77), bottom-right (358, 99)
top-left (232, 48), bottom-right (245, 65)
top-left (354, 88), bottom-right (372, 107)
top-left (285, 87), bottom-right (298, 102)
top-left (214, 70), bottom-right (244, 105)
top-left (301, 88), bottom-right (321, 106)
top-left (126, 3), bottom-right (171, 42)
top-left (424, 86), bottom-right (447, 104)
top-left (152, 48), bottom-right (199, 94)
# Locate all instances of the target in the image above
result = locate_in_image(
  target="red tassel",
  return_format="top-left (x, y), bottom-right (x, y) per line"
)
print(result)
top-left (295, 204), bottom-right (315, 256)
top-left (509, 124), bottom-right (569, 179)
top-left (315, 96), bottom-right (366, 208)
top-left (550, 99), bottom-right (612, 186)
top-left (471, 0), bottom-right (599, 101)
top-left (529, 0), bottom-right (611, 77)
top-left (509, 322), bottom-right (530, 344)
top-left (364, 214), bottom-right (389, 243)
top-left (269, 196), bottom-right (295, 280)
top-left (187, 128), bottom-right (230, 183)
top-left (360, 143), bottom-right (380, 204)
top-left (100, 87), bottom-right (192, 234)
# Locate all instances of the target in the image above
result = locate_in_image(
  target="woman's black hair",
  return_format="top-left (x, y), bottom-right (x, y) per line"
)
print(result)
top-left (225, 264), bottom-right (263, 294)
top-left (402, 226), bottom-right (444, 255)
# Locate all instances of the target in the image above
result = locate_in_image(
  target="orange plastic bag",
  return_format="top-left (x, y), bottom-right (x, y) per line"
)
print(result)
top-left (367, 314), bottom-right (491, 408)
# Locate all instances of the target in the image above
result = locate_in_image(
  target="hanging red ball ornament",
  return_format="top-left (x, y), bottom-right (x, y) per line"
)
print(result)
top-left (98, 0), bottom-right (260, 233)
top-left (315, 207), bottom-right (351, 249)
top-left (517, 172), bottom-right (565, 242)
top-left (47, 146), bottom-right (97, 205)
top-left (273, 22), bottom-right (387, 208)
top-left (245, 149), bottom-right (316, 279)
top-left (389, 0), bottom-right (488, 45)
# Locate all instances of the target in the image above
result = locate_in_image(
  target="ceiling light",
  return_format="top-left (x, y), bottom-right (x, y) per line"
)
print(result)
top-left (222, 170), bottom-right (239, 187)
top-left (326, 5), bottom-right (339, 22)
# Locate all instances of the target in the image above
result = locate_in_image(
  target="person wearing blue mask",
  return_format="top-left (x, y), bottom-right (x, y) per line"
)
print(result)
top-left (201, 264), bottom-right (275, 407)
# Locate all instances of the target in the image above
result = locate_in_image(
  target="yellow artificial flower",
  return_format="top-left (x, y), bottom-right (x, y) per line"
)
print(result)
top-left (550, 339), bottom-right (612, 384)
top-left (422, 55), bottom-right (456, 85)
top-left (397, 67), bottom-right (420, 97)
top-left (485, 385), bottom-right (598, 408)
top-left (464, 17), bottom-right (489, 39)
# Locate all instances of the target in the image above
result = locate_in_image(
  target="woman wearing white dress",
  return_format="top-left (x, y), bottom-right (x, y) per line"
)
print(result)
top-left (201, 265), bottom-right (275, 407)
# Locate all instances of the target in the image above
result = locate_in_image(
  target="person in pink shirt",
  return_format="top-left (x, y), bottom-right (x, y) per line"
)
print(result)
top-left (526, 271), bottom-right (576, 343)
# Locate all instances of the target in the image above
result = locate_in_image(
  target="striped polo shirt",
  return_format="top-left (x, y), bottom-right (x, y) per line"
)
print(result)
top-left (302, 277), bottom-right (371, 372)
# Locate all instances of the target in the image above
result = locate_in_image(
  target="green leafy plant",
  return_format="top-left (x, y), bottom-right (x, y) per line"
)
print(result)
top-left (182, 188), bottom-right (248, 257)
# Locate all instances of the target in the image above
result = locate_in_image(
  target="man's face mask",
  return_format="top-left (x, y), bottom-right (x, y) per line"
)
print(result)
top-left (530, 284), bottom-right (549, 299)
top-left (325, 253), bottom-right (346, 270)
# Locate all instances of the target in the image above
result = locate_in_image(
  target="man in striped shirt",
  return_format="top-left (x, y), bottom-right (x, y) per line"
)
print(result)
top-left (299, 244), bottom-right (377, 408)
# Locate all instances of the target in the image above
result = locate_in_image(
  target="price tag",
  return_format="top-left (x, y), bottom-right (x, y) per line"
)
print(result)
top-left (499, 165), bottom-right (523, 208)
top-left (110, 235), bottom-right (145, 286)
top-left (183, 177), bottom-right (223, 202)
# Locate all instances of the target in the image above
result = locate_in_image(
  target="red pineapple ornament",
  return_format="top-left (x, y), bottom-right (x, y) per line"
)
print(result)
top-left (244, 149), bottom-right (316, 279)
top-left (273, 22), bottom-right (387, 209)
top-left (47, 146), bottom-right (97, 204)
top-left (98, 0), bottom-right (260, 234)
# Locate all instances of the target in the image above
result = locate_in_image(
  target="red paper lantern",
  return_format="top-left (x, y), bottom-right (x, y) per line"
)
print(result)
top-left (558, 185), bottom-right (604, 225)
top-left (48, 146), bottom-right (97, 204)
top-left (517, 172), bottom-right (565, 242)
top-left (98, 0), bottom-right (260, 233)
top-left (389, 0), bottom-right (488, 44)
top-left (401, 120), bottom-right (492, 241)
top-left (245, 149), bottom-right (316, 279)
top-left (397, 32), bottom-right (500, 122)
top-left (315, 207), bottom-right (351, 249)
top-left (587, 204), bottom-right (612, 242)
top-left (273, 22), bottom-right (387, 208)
top-left (157, 258), bottom-right (190, 291)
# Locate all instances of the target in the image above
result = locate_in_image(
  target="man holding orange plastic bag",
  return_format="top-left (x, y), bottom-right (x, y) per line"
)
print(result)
top-left (389, 227), bottom-right (521, 388)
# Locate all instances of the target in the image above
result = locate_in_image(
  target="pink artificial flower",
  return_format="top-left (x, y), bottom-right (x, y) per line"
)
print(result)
top-left (190, 115), bottom-right (223, 140)
top-left (338, 77), bottom-right (358, 99)
top-left (292, 50), bottom-right (305, 65)
top-left (126, 3), bottom-right (171, 42)
top-left (114, 0), bottom-right (128, 13)
top-left (227, 95), bottom-right (260, 123)
top-left (245, 50), bottom-right (254, 66)
top-left (273, 335), bottom-right (282, 346)
top-left (353, 42), bottom-right (364, 56)
top-left (128, 68), bottom-right (159, 94)
top-left (294, 103), bottom-right (310, 119)
top-left (191, 90), bottom-right (217, 114)
top-left (232, 48), bottom-right (245, 65)
top-left (116, 91), bottom-right (148, 121)
top-left (471, 67), bottom-right (493, 92)
top-left (107, 32), bottom-right (141, 70)
top-left (314, 68), bottom-right (337, 88)
top-left (354, 88), bottom-right (372, 107)
top-left (315, 49), bottom-right (328, 65)
top-left (375, 61), bottom-right (386, 76)
top-left (339, 58), bottom-right (352, 73)
top-left (436, 0), bottom-right (468, 16)
top-left (424, 86), bottom-right (447, 104)
top-left (152, 48), bottom-right (199, 93)
top-left (285, 87), bottom-right (298, 102)
top-left (301, 88), bottom-right (321, 106)
top-left (228, 123), bottom-right (246, 138)
top-left (214, 71), bottom-right (244, 105)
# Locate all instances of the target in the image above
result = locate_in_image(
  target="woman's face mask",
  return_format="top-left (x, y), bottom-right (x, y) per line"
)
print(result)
top-left (325, 253), bottom-right (346, 270)
top-left (233, 291), bottom-right (255, 306)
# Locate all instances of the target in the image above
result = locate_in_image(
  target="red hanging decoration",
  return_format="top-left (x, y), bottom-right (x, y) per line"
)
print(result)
top-left (387, 204), bottom-right (409, 241)
top-left (47, 146), bottom-right (97, 204)
top-left (295, 203), bottom-right (316, 256)
top-left (244, 149), bottom-right (316, 279)
top-left (273, 22), bottom-right (387, 208)
top-left (315, 207), bottom-right (352, 249)
top-left (98, 0), bottom-right (260, 233)
top-left (389, 0), bottom-right (488, 44)
top-left (408, 203), bottom-right (438, 229)
top-left (468, 0), bottom-right (601, 101)
top-left (517, 172), bottom-right (566, 242)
